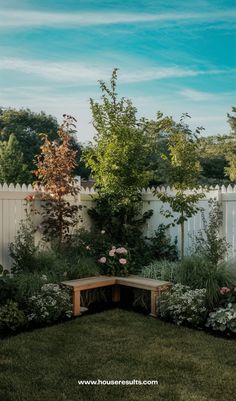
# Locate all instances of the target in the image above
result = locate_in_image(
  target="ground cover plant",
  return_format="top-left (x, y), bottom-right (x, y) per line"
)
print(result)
top-left (0, 309), bottom-right (235, 401)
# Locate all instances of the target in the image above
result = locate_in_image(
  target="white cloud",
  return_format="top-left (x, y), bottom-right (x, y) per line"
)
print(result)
top-left (179, 88), bottom-right (235, 102)
top-left (0, 57), bottom-right (227, 83)
top-left (0, 9), bottom-right (235, 28)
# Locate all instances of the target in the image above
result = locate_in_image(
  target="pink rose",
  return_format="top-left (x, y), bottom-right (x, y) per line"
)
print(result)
top-left (219, 287), bottom-right (230, 295)
top-left (99, 257), bottom-right (106, 264)
top-left (119, 258), bottom-right (127, 265)
top-left (109, 250), bottom-right (115, 257)
top-left (116, 247), bottom-right (128, 254)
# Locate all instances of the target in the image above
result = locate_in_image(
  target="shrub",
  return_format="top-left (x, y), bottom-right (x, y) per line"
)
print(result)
top-left (219, 287), bottom-right (236, 306)
top-left (141, 260), bottom-right (178, 282)
top-left (0, 276), bottom-right (16, 305)
top-left (147, 224), bottom-right (178, 261)
top-left (159, 284), bottom-right (207, 327)
top-left (64, 257), bottom-right (99, 280)
top-left (0, 301), bottom-right (27, 333)
top-left (193, 199), bottom-right (230, 265)
top-left (9, 216), bottom-right (37, 273)
top-left (98, 246), bottom-right (130, 276)
top-left (26, 283), bottom-right (72, 325)
top-left (206, 303), bottom-right (236, 334)
top-left (176, 256), bottom-right (236, 307)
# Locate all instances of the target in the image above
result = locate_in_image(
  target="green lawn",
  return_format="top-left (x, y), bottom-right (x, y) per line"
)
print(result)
top-left (0, 309), bottom-right (235, 401)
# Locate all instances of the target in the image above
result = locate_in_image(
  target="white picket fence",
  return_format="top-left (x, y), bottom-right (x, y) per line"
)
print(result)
top-left (0, 183), bottom-right (236, 271)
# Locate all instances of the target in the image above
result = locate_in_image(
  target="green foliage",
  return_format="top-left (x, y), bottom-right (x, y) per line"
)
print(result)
top-left (0, 107), bottom-right (58, 182)
top-left (9, 215), bottom-right (38, 274)
top-left (0, 134), bottom-right (31, 184)
top-left (11, 273), bottom-right (49, 309)
top-left (63, 257), bottom-right (99, 280)
top-left (155, 117), bottom-right (204, 258)
top-left (193, 199), bottom-right (231, 265)
top-left (26, 283), bottom-right (72, 325)
top-left (0, 301), bottom-right (27, 333)
top-left (224, 107), bottom-right (236, 182)
top-left (206, 303), bottom-right (236, 334)
top-left (176, 256), bottom-right (236, 307)
top-left (83, 69), bottom-right (155, 245)
top-left (148, 224), bottom-right (178, 261)
top-left (141, 260), bottom-right (179, 282)
top-left (0, 276), bottom-right (15, 305)
top-left (159, 284), bottom-right (208, 327)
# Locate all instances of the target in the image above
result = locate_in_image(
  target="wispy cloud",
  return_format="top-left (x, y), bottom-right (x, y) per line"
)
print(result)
top-left (0, 9), bottom-right (235, 29)
top-left (0, 58), bottom-right (228, 83)
top-left (179, 88), bottom-right (235, 101)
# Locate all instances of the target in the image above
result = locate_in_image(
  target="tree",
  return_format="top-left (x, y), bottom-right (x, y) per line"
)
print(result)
top-left (155, 117), bottom-right (205, 259)
top-left (0, 134), bottom-right (31, 184)
top-left (83, 69), bottom-right (157, 244)
top-left (34, 114), bottom-right (80, 246)
top-left (0, 108), bottom-right (58, 182)
top-left (224, 107), bottom-right (236, 182)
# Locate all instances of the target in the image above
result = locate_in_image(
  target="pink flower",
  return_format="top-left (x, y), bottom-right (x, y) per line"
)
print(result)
top-left (109, 250), bottom-right (115, 257)
top-left (24, 194), bottom-right (34, 202)
top-left (234, 288), bottom-right (236, 292)
top-left (99, 257), bottom-right (106, 264)
top-left (116, 247), bottom-right (128, 254)
top-left (219, 287), bottom-right (230, 295)
top-left (119, 258), bottom-right (127, 265)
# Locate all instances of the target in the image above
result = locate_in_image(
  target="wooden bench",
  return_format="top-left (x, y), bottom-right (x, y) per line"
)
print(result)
top-left (62, 275), bottom-right (171, 318)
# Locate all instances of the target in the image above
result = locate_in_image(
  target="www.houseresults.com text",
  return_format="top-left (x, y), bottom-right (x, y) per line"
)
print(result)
top-left (78, 379), bottom-right (159, 386)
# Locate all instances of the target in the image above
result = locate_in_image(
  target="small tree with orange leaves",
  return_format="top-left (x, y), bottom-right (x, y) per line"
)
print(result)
top-left (34, 114), bottom-right (80, 246)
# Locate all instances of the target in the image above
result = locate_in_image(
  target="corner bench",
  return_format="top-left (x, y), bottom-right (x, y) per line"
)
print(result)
top-left (62, 275), bottom-right (171, 318)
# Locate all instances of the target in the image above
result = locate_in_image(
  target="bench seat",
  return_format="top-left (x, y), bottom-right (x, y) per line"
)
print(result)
top-left (62, 275), bottom-right (171, 318)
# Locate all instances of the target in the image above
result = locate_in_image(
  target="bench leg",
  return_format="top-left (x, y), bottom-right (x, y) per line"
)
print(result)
top-left (150, 290), bottom-right (159, 318)
top-left (73, 289), bottom-right (81, 316)
top-left (112, 285), bottom-right (120, 303)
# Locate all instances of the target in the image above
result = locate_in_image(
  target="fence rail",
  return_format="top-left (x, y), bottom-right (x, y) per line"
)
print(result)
top-left (0, 183), bottom-right (236, 270)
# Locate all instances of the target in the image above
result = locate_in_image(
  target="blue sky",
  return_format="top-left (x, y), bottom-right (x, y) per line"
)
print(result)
top-left (0, 0), bottom-right (235, 142)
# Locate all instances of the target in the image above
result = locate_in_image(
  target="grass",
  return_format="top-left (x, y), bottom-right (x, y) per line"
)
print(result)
top-left (0, 309), bottom-right (235, 401)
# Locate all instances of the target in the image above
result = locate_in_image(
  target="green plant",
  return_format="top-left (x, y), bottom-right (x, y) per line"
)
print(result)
top-left (0, 276), bottom-right (15, 305)
top-left (64, 256), bottom-right (99, 280)
top-left (193, 199), bottom-right (231, 265)
top-left (141, 260), bottom-right (179, 282)
top-left (83, 69), bottom-right (155, 247)
top-left (98, 246), bottom-right (130, 276)
top-left (219, 287), bottom-right (236, 305)
top-left (176, 256), bottom-right (236, 307)
top-left (0, 301), bottom-right (27, 333)
top-left (26, 283), bottom-right (72, 325)
top-left (159, 284), bottom-right (207, 327)
top-left (9, 215), bottom-right (38, 273)
top-left (206, 303), bottom-right (236, 334)
top-left (155, 116), bottom-right (205, 259)
top-left (147, 224), bottom-right (178, 261)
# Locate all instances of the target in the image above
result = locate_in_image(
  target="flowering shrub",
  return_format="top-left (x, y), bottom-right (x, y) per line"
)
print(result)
top-left (159, 284), bottom-right (207, 327)
top-left (26, 283), bottom-right (72, 324)
top-left (219, 287), bottom-right (236, 305)
top-left (206, 303), bottom-right (236, 334)
top-left (0, 301), bottom-right (27, 333)
top-left (98, 246), bottom-right (130, 276)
